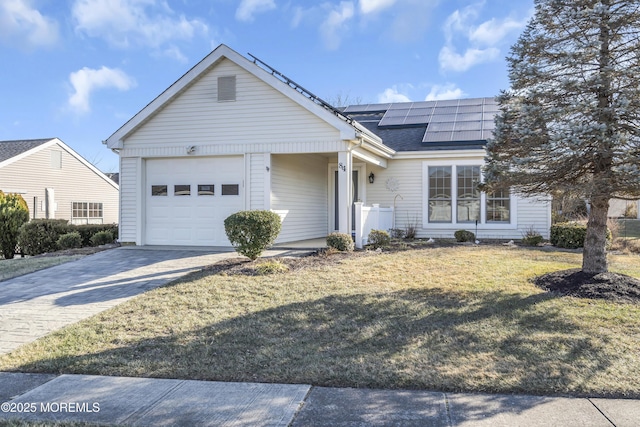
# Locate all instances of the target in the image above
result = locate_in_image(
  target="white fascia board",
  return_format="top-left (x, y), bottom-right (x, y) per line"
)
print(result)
top-left (352, 147), bottom-right (388, 168)
top-left (55, 139), bottom-right (120, 190)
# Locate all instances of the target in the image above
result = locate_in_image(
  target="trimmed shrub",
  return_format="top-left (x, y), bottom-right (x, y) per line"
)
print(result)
top-left (454, 230), bottom-right (475, 243)
top-left (550, 222), bottom-right (612, 249)
top-left (57, 232), bottom-right (83, 250)
top-left (224, 210), bottom-right (282, 260)
top-left (368, 229), bottom-right (391, 249)
top-left (326, 232), bottom-right (354, 252)
top-left (90, 230), bottom-right (114, 246)
top-left (18, 219), bottom-right (71, 256)
top-left (0, 191), bottom-right (30, 259)
top-left (75, 224), bottom-right (119, 246)
top-left (522, 227), bottom-right (544, 246)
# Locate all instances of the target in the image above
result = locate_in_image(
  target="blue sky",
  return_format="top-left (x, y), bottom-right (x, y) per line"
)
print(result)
top-left (0, 0), bottom-right (533, 173)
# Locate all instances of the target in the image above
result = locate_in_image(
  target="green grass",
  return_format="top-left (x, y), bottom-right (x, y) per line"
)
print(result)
top-left (1, 247), bottom-right (640, 398)
top-left (0, 256), bottom-right (81, 282)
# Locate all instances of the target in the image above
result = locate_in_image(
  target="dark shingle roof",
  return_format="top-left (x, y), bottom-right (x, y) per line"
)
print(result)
top-left (345, 98), bottom-right (496, 152)
top-left (0, 139), bottom-right (53, 163)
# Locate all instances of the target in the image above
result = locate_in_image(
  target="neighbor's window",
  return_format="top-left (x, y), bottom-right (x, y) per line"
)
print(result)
top-left (457, 166), bottom-right (481, 222)
top-left (221, 184), bottom-right (239, 196)
top-left (198, 185), bottom-right (214, 195)
top-left (174, 185), bottom-right (191, 196)
top-left (72, 202), bottom-right (102, 219)
top-left (487, 188), bottom-right (511, 222)
top-left (151, 185), bottom-right (168, 196)
top-left (428, 166), bottom-right (452, 222)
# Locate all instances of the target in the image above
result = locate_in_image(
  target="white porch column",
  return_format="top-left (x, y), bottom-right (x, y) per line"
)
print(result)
top-left (354, 202), bottom-right (363, 249)
top-left (337, 151), bottom-right (353, 234)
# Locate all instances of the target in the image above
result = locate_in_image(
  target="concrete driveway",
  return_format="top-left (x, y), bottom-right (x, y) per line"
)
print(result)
top-left (0, 247), bottom-right (237, 355)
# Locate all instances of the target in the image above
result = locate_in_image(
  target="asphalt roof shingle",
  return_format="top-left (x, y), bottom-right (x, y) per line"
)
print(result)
top-left (0, 139), bottom-right (53, 163)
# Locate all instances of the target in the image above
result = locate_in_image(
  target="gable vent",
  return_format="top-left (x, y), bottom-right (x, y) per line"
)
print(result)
top-left (217, 75), bottom-right (236, 102)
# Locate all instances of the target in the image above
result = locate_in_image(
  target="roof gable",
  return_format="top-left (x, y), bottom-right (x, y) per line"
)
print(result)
top-left (0, 138), bottom-right (119, 190)
top-left (105, 44), bottom-right (380, 149)
top-left (0, 139), bottom-right (53, 164)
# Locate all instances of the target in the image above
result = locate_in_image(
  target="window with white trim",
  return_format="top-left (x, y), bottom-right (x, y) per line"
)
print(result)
top-left (487, 188), bottom-right (510, 222)
top-left (72, 202), bottom-right (103, 220)
top-left (457, 166), bottom-right (481, 222)
top-left (424, 163), bottom-right (511, 225)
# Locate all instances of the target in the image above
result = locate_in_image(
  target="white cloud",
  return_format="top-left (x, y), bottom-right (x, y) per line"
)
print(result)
top-left (320, 1), bottom-right (355, 50)
top-left (72, 0), bottom-right (208, 50)
top-left (470, 16), bottom-right (528, 46)
top-left (439, 2), bottom-right (526, 72)
top-left (377, 86), bottom-right (411, 103)
top-left (236, 0), bottom-right (276, 22)
top-left (68, 66), bottom-right (136, 114)
top-left (0, 0), bottom-right (59, 49)
top-left (359, 0), bottom-right (397, 15)
top-left (438, 45), bottom-right (499, 72)
top-left (425, 84), bottom-right (466, 101)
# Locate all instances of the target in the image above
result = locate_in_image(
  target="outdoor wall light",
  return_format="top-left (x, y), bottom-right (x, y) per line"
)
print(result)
top-left (368, 172), bottom-right (375, 184)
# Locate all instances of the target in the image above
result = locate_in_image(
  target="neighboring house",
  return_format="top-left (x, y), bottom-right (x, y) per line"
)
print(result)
top-left (105, 44), bottom-right (551, 247)
top-left (0, 138), bottom-right (119, 225)
top-left (609, 198), bottom-right (640, 219)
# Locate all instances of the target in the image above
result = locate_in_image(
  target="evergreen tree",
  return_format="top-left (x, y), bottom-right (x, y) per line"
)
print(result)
top-left (484, 0), bottom-right (640, 274)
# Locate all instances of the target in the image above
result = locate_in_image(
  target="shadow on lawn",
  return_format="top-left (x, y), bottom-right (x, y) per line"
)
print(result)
top-left (14, 288), bottom-right (620, 401)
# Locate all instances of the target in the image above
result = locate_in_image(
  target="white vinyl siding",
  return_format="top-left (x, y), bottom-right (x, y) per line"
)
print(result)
top-left (271, 154), bottom-right (328, 243)
top-left (365, 159), bottom-right (424, 235)
top-left (118, 157), bottom-right (138, 243)
top-left (0, 142), bottom-right (118, 224)
top-left (122, 59), bottom-right (341, 149)
top-left (248, 153), bottom-right (266, 210)
top-left (365, 155), bottom-right (551, 240)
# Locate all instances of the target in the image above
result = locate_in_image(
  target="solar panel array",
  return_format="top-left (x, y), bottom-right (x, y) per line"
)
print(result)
top-left (346, 97), bottom-right (499, 144)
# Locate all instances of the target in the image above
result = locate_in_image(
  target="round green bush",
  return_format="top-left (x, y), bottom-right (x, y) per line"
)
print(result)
top-left (368, 229), bottom-right (391, 249)
top-left (326, 232), bottom-right (354, 252)
top-left (454, 230), bottom-right (476, 243)
top-left (224, 210), bottom-right (282, 260)
top-left (90, 230), bottom-right (114, 246)
top-left (57, 232), bottom-right (83, 249)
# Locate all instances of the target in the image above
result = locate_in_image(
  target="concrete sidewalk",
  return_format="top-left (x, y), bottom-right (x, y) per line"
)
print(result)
top-left (0, 373), bottom-right (638, 426)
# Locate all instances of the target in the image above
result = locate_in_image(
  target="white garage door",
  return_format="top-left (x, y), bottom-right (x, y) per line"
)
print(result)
top-left (145, 157), bottom-right (244, 246)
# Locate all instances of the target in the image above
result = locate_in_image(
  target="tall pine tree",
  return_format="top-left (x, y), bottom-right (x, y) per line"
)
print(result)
top-left (485, 0), bottom-right (640, 274)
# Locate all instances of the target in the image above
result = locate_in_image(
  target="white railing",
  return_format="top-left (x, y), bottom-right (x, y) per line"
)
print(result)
top-left (354, 202), bottom-right (394, 249)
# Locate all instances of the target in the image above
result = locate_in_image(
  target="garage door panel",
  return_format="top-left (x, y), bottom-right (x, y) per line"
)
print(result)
top-left (145, 157), bottom-right (244, 246)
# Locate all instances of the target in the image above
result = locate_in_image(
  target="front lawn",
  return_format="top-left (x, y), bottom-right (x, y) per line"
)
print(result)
top-left (1, 246), bottom-right (639, 397)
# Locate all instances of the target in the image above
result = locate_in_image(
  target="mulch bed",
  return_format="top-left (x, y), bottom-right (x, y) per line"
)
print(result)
top-left (534, 268), bottom-right (640, 304)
